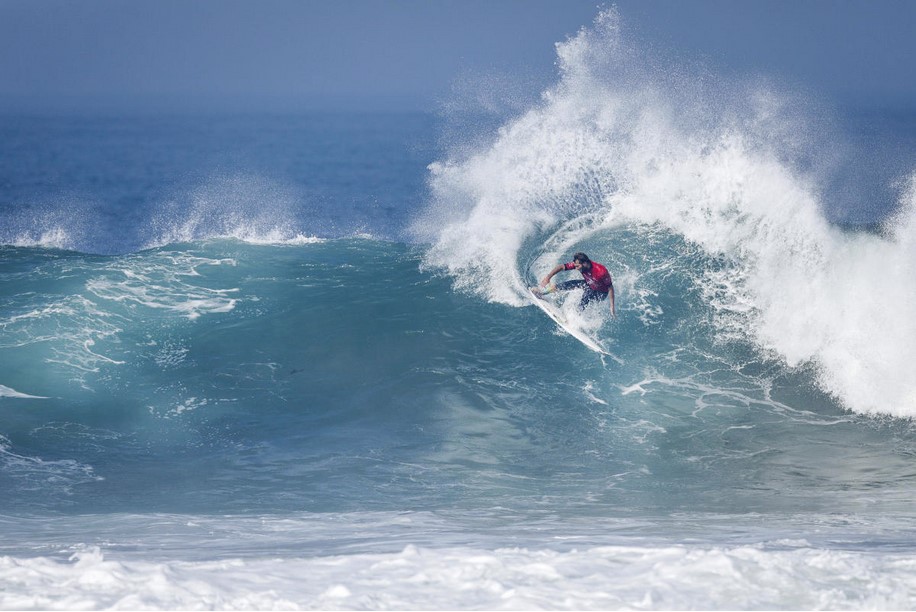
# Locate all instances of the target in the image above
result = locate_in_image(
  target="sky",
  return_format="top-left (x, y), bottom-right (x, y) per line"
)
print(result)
top-left (0, 0), bottom-right (914, 112)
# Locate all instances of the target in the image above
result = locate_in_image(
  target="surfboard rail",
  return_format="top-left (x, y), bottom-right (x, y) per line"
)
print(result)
top-left (527, 288), bottom-right (622, 363)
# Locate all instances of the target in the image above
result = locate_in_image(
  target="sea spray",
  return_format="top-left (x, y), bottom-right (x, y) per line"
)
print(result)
top-left (419, 8), bottom-right (916, 417)
top-left (144, 173), bottom-right (315, 249)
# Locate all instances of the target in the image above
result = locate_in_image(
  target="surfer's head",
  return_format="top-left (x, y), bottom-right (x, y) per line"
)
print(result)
top-left (572, 252), bottom-right (591, 271)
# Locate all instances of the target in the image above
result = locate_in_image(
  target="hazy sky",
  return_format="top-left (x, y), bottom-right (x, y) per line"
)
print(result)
top-left (1, 0), bottom-right (914, 111)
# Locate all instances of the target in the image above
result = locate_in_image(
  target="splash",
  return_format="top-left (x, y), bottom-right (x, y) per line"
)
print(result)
top-left (145, 174), bottom-right (320, 248)
top-left (0, 174), bottom-right (323, 253)
top-left (418, 8), bottom-right (916, 417)
top-left (0, 200), bottom-right (86, 251)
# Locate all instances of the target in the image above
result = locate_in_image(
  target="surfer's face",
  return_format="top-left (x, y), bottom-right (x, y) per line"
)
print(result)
top-left (574, 260), bottom-right (590, 271)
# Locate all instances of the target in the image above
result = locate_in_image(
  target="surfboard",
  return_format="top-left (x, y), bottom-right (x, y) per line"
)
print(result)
top-left (528, 287), bottom-right (617, 359)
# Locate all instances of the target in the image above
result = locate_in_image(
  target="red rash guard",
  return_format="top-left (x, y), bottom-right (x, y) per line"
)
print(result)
top-left (564, 261), bottom-right (613, 292)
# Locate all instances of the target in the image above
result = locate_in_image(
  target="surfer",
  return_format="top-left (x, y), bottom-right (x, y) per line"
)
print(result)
top-left (537, 252), bottom-right (616, 317)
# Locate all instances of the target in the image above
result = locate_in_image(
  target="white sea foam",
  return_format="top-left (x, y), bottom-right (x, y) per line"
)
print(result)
top-left (418, 8), bottom-right (916, 417)
top-left (86, 253), bottom-right (239, 320)
top-left (0, 251), bottom-right (241, 387)
top-left (0, 294), bottom-right (124, 376)
top-left (2, 542), bottom-right (915, 610)
top-left (0, 384), bottom-right (47, 399)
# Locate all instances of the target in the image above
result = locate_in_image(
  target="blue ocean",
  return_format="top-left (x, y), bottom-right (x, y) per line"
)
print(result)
top-left (3, 13), bottom-right (916, 610)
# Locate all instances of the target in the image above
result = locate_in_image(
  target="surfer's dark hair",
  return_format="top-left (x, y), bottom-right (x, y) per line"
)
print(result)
top-left (572, 252), bottom-right (590, 264)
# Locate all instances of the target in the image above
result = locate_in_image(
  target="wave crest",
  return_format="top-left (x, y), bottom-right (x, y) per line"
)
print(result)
top-left (418, 7), bottom-right (916, 417)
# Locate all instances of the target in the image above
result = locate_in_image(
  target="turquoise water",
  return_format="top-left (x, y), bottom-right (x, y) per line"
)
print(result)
top-left (2, 11), bottom-right (916, 610)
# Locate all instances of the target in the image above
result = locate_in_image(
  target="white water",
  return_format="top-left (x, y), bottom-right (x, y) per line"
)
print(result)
top-left (4, 540), bottom-right (915, 610)
top-left (418, 8), bottom-right (916, 417)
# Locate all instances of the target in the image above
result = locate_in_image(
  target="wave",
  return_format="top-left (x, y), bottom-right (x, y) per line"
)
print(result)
top-left (416, 8), bottom-right (916, 417)
top-left (3, 236), bottom-right (916, 521)
top-left (0, 173), bottom-right (339, 254)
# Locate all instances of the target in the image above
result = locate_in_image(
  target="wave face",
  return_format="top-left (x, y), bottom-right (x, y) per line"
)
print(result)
top-left (416, 9), bottom-right (916, 417)
top-left (3, 238), bottom-right (916, 520)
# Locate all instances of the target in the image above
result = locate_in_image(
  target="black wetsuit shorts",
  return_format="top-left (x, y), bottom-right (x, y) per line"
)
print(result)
top-left (556, 280), bottom-right (609, 310)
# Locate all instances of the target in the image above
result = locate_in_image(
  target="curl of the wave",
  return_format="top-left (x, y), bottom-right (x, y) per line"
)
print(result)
top-left (416, 7), bottom-right (916, 417)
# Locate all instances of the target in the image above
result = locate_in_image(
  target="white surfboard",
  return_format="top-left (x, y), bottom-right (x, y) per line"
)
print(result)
top-left (528, 288), bottom-right (622, 363)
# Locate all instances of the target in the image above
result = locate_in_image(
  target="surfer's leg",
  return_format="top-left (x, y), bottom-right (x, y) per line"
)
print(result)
top-left (578, 288), bottom-right (608, 310)
top-left (556, 280), bottom-right (586, 292)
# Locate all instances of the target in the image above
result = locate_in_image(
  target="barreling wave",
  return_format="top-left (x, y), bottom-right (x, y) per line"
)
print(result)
top-left (415, 8), bottom-right (916, 417)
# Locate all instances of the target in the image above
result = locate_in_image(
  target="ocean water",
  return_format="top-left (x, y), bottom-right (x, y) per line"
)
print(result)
top-left (3, 10), bottom-right (916, 610)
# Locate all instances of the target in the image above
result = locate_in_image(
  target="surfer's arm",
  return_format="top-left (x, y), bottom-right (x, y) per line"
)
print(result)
top-left (608, 283), bottom-right (616, 318)
top-left (540, 264), bottom-right (566, 286)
